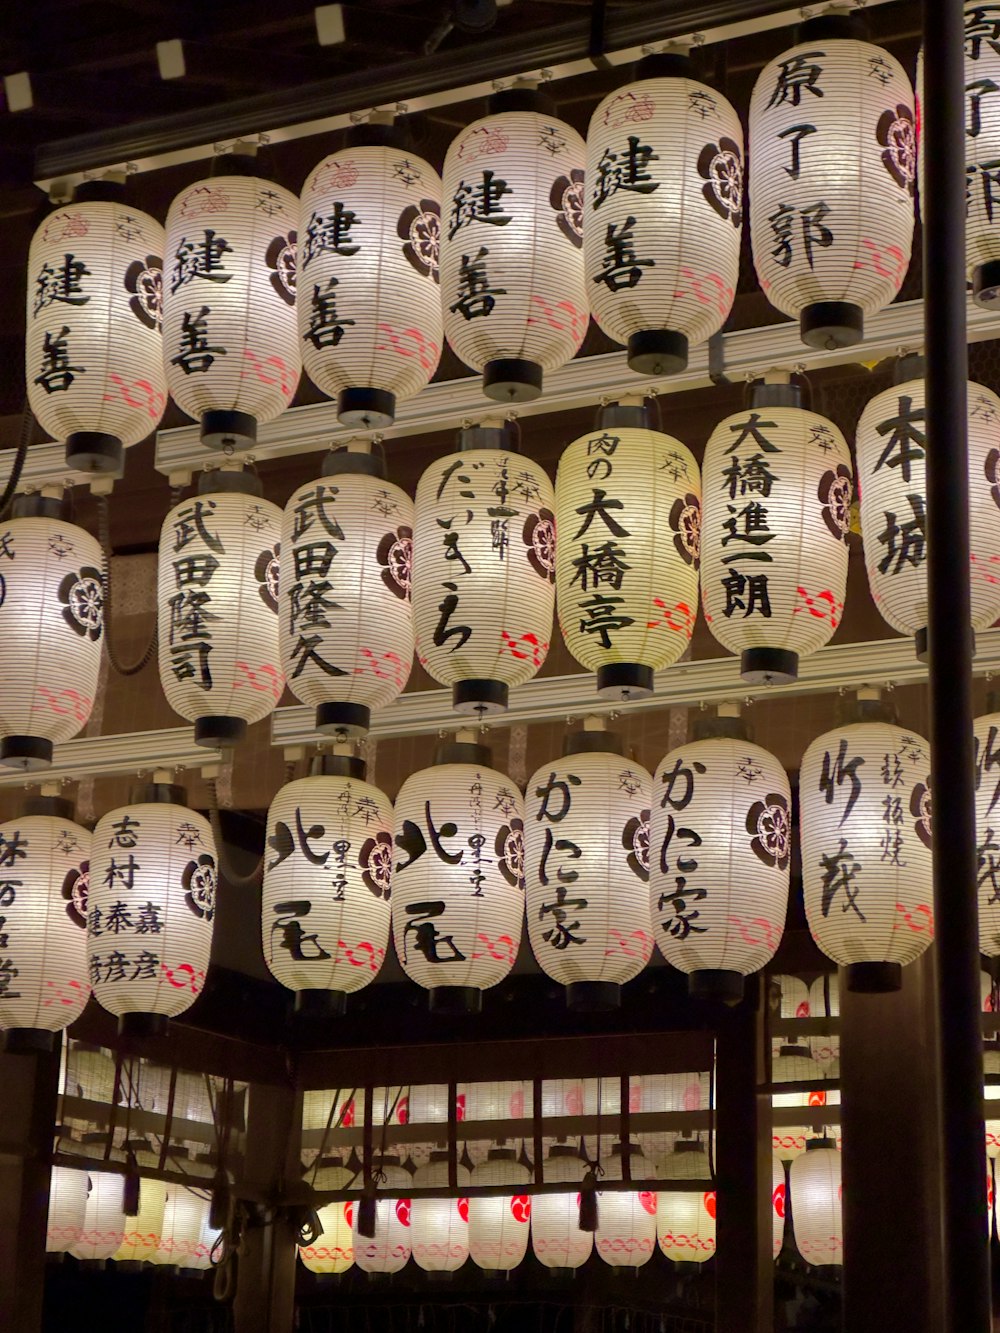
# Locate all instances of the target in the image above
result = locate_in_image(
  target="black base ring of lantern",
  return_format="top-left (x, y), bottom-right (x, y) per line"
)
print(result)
top-left (194, 715), bottom-right (247, 748)
top-left (846, 961), bottom-right (902, 993)
top-left (596, 662), bottom-right (654, 700)
top-left (740, 647), bottom-right (799, 686)
top-left (673, 1260), bottom-right (703, 1274)
top-left (65, 431), bottom-right (123, 475)
top-left (115, 1261), bottom-right (144, 1274)
top-left (315, 701), bottom-right (371, 738)
top-left (799, 302), bottom-right (864, 350)
top-left (546, 1267), bottom-right (576, 1280)
top-left (627, 329), bottom-right (688, 376)
top-left (294, 988), bottom-right (347, 1019)
top-left (974, 260), bottom-right (1000, 308)
top-left (566, 981), bottom-right (621, 1012)
top-left (337, 387), bottom-right (396, 429)
top-left (688, 969), bottom-right (744, 1006)
top-left (429, 985), bottom-right (482, 1015)
top-left (200, 410), bottom-right (257, 450)
top-left (483, 358), bottom-right (543, 404)
top-left (0, 735), bottom-right (53, 771)
top-left (453, 679), bottom-right (509, 715)
top-left (3, 1027), bottom-right (56, 1054)
top-left (118, 1011), bottom-right (169, 1040)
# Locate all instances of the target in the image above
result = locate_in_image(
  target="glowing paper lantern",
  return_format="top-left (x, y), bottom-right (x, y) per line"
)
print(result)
top-left (468, 1148), bottom-right (531, 1272)
top-left (114, 1146), bottom-right (167, 1264)
top-left (856, 371), bottom-right (1000, 655)
top-left (0, 495), bottom-right (104, 770)
top-left (585, 53), bottom-right (743, 375)
top-left (525, 727), bottom-right (653, 1010)
top-left (351, 1156), bottom-right (411, 1274)
top-left (163, 152), bottom-right (300, 449)
top-left (300, 1162), bottom-right (355, 1274)
top-left (156, 1183), bottom-right (208, 1267)
top-left (650, 732), bottom-right (791, 1002)
top-left (0, 795), bottom-right (90, 1052)
top-left (71, 1171), bottom-right (127, 1261)
top-left (412, 425), bottom-right (555, 713)
top-left (789, 1139), bottom-right (843, 1267)
top-left (391, 737), bottom-right (524, 1013)
top-left (749, 16), bottom-right (915, 348)
top-left (808, 973), bottom-right (840, 1068)
top-left (158, 471), bottom-right (282, 747)
top-left (636, 1072), bottom-right (709, 1168)
top-left (701, 381), bottom-right (852, 683)
top-left (772, 1043), bottom-right (840, 1162)
top-left (464, 1081), bottom-right (529, 1166)
top-left (531, 1145), bottom-right (593, 1270)
top-left (800, 718), bottom-right (933, 991)
top-left (46, 1166), bottom-right (89, 1253)
top-left (410, 1152), bottom-right (470, 1272)
top-left (87, 781), bottom-right (217, 1037)
top-left (595, 1145), bottom-right (657, 1268)
top-left (299, 126), bottom-right (442, 426)
top-left (440, 90), bottom-right (587, 402)
top-left (984, 1050), bottom-right (1000, 1161)
top-left (656, 1141), bottom-right (716, 1264)
top-left (555, 403), bottom-right (701, 698)
top-left (280, 451), bottom-right (414, 737)
top-left (26, 183), bottom-right (166, 473)
top-left (773, 1155), bottom-right (787, 1259)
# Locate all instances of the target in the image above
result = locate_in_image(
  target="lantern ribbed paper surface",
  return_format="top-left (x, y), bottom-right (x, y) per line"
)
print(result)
top-left (857, 378), bottom-right (1000, 646)
top-left (87, 799), bottom-right (217, 1025)
top-left (46, 1166), bottom-right (89, 1253)
top-left (979, 713), bottom-right (1000, 956)
top-left (656, 1144), bottom-right (716, 1264)
top-left (158, 484), bottom-right (283, 745)
top-left (555, 416), bottom-right (701, 697)
top-left (26, 197), bottom-right (166, 472)
top-left (412, 437), bottom-right (555, 712)
top-left (279, 464), bottom-right (414, 735)
top-left (71, 1172), bottom-right (126, 1261)
top-left (701, 400), bottom-right (852, 683)
top-left (352, 1158), bottom-right (411, 1273)
top-left (749, 28), bottom-right (915, 348)
top-left (299, 137), bottom-right (442, 425)
top-left (596, 1148), bottom-right (657, 1268)
top-left (114, 1159), bottom-right (167, 1264)
top-left (156, 1185), bottom-right (207, 1266)
top-left (637, 1072), bottom-right (709, 1168)
top-left (790, 1142), bottom-right (843, 1266)
top-left (772, 1155), bottom-right (787, 1258)
top-left (300, 1164), bottom-right (355, 1273)
top-left (531, 1147), bottom-right (593, 1270)
top-left (650, 738), bottom-right (791, 999)
top-left (262, 765), bottom-right (392, 1001)
top-left (808, 973), bottom-right (840, 1067)
top-left (0, 512), bottom-right (104, 769)
top-left (464, 1081), bottom-right (529, 1166)
top-left (440, 97), bottom-right (587, 401)
top-left (411, 1154), bottom-right (470, 1272)
top-left (772, 1045), bottom-right (840, 1161)
top-left (525, 740), bottom-right (653, 1006)
top-left (468, 1151), bottom-right (531, 1271)
top-left (800, 722), bottom-right (933, 985)
top-left (585, 65), bottom-right (743, 374)
top-left (985, 1050), bottom-right (1000, 1161)
top-left (163, 169), bottom-right (300, 447)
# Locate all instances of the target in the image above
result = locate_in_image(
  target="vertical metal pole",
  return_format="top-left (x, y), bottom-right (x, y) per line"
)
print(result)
top-left (922, 1), bottom-right (991, 1328)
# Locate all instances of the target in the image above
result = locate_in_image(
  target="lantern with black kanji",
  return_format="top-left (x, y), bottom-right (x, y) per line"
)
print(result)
top-left (596, 1144), bottom-right (658, 1268)
top-left (468, 1148), bottom-right (531, 1272)
top-left (525, 723), bottom-right (653, 1011)
top-left (789, 1139), bottom-right (843, 1267)
top-left (299, 1161), bottom-right (356, 1274)
top-left (0, 494), bottom-right (104, 770)
top-left (585, 52), bottom-right (744, 375)
top-left (976, 712), bottom-right (1000, 957)
top-left (26, 181), bottom-right (166, 474)
top-left (299, 123), bottom-right (442, 427)
top-left (649, 720), bottom-right (791, 1003)
top-left (280, 448), bottom-right (414, 737)
top-left (158, 468), bottom-right (282, 748)
top-left (352, 1155), bottom-right (412, 1274)
top-left (261, 753), bottom-right (393, 1016)
top-left (531, 1145), bottom-right (593, 1270)
top-left (656, 1141), bottom-right (716, 1264)
top-left (87, 777), bottom-right (217, 1038)
top-left (700, 377), bottom-right (852, 684)
top-left (412, 423), bottom-right (555, 715)
top-left (440, 88), bottom-right (587, 402)
top-left (748, 15), bottom-right (915, 348)
top-left (856, 362), bottom-right (1000, 659)
top-left (163, 147), bottom-right (300, 449)
top-left (390, 735), bottom-right (524, 1014)
top-left (411, 1151), bottom-right (470, 1272)
top-left (800, 710), bottom-right (933, 992)
top-left (555, 402), bottom-right (701, 699)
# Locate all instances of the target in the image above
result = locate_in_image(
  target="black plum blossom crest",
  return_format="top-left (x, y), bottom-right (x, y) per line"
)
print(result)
top-left (62, 860), bottom-right (90, 929)
top-left (254, 543), bottom-right (281, 613)
top-left (360, 830), bottom-right (393, 899)
top-left (58, 566), bottom-right (104, 641)
top-left (183, 853), bottom-right (218, 921)
top-left (123, 255), bottom-right (163, 331)
top-left (697, 138), bottom-right (743, 227)
top-left (669, 494), bottom-right (701, 570)
top-left (876, 105), bottom-right (916, 194)
top-left (550, 169), bottom-right (585, 248)
top-left (818, 464), bottom-right (853, 542)
top-left (398, 201), bottom-right (441, 282)
top-left (265, 231), bottom-right (297, 306)
top-left (622, 810), bottom-right (651, 880)
top-left (524, 508), bottom-right (556, 583)
top-left (910, 780), bottom-right (932, 849)
top-left (495, 817), bottom-right (525, 887)
top-left (746, 793), bottom-right (791, 870)
top-left (376, 525), bottom-right (412, 601)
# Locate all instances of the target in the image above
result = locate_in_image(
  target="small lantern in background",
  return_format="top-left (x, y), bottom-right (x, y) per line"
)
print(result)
top-left (468, 1147), bottom-right (531, 1272)
top-left (531, 1144), bottom-right (593, 1271)
top-left (71, 1170), bottom-right (127, 1262)
top-left (772, 1154), bottom-right (787, 1259)
top-left (656, 1140), bottom-right (716, 1265)
top-left (789, 1138), bottom-right (843, 1267)
top-left (351, 1155), bottom-right (412, 1274)
top-left (299, 1159), bottom-right (356, 1274)
top-left (410, 1150), bottom-right (470, 1272)
top-left (156, 1179), bottom-right (209, 1267)
top-left (771, 1042), bottom-right (840, 1162)
top-left (595, 1143), bottom-right (657, 1269)
top-left (46, 1166), bottom-right (90, 1254)
top-left (114, 1141), bottom-right (168, 1265)
top-left (808, 973), bottom-right (840, 1069)
top-left (636, 1071), bottom-right (709, 1169)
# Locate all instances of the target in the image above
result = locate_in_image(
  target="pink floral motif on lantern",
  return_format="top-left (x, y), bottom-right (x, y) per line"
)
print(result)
top-left (455, 126), bottom-right (510, 163)
top-left (177, 185), bottom-right (230, 219)
top-left (601, 91), bottom-right (655, 129)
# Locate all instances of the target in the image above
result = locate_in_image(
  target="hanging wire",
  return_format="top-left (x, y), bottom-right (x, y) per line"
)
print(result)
top-left (97, 485), bottom-right (182, 676)
top-left (203, 762), bottom-right (292, 890)
top-left (308, 1086), bottom-right (360, 1187)
top-left (0, 399), bottom-right (33, 520)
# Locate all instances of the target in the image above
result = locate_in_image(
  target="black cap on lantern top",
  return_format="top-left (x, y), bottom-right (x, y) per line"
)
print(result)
top-left (0, 736), bottom-right (54, 772)
top-left (310, 752), bottom-right (367, 781)
top-left (12, 493), bottom-right (63, 521)
top-left (210, 150), bottom-right (259, 178)
top-left (132, 780), bottom-right (187, 805)
top-left (3, 1027), bottom-right (57, 1055)
top-left (457, 422), bottom-right (517, 453)
top-left (198, 467), bottom-right (263, 498)
top-left (483, 358), bottom-right (544, 405)
top-left (747, 378), bottom-right (803, 411)
top-left (453, 678), bottom-right (509, 715)
top-left (73, 178), bottom-right (128, 204)
top-left (805, 1135), bottom-right (838, 1152)
top-left (315, 702), bottom-right (372, 738)
top-left (741, 647), bottom-right (799, 686)
top-left (797, 12), bottom-right (869, 42)
top-left (344, 120), bottom-right (409, 151)
top-left (22, 794), bottom-right (76, 821)
top-left (596, 663), bottom-right (655, 701)
top-left (66, 432), bottom-right (124, 475)
top-left (433, 739), bottom-right (492, 767)
top-left (487, 86), bottom-right (556, 117)
top-left (194, 715), bottom-right (247, 749)
top-left (201, 410), bottom-right (258, 452)
top-left (119, 1011), bottom-right (170, 1042)
top-left (893, 352), bottom-right (925, 384)
top-left (567, 981), bottom-right (621, 1012)
top-left (429, 985), bottom-right (483, 1015)
top-left (846, 960), bottom-right (903, 993)
top-left (294, 988), bottom-right (348, 1019)
top-left (689, 968), bottom-right (745, 1005)
top-left (337, 387), bottom-right (397, 430)
top-left (800, 301), bottom-right (864, 351)
top-left (562, 729), bottom-right (622, 757)
top-left (627, 329), bottom-right (689, 377)
top-left (692, 714), bottom-right (748, 742)
top-left (596, 402), bottom-right (651, 431)
top-left (322, 449), bottom-right (385, 479)
top-left (633, 51), bottom-right (696, 81)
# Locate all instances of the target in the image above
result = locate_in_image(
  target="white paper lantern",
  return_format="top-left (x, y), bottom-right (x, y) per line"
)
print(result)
top-left (163, 156), bottom-right (300, 449)
top-left (352, 1156), bottom-right (412, 1274)
top-left (300, 1162), bottom-right (355, 1274)
top-left (468, 1149), bottom-right (531, 1271)
top-left (985, 1050), bottom-right (1000, 1161)
top-left (71, 1171), bottom-right (127, 1261)
top-left (636, 1072), bottom-right (710, 1168)
top-left (114, 1150), bottom-right (167, 1264)
top-left (701, 384), bottom-right (853, 684)
top-left (410, 1152), bottom-right (470, 1272)
top-left (262, 756), bottom-right (392, 1013)
top-left (595, 1145), bottom-right (657, 1268)
top-left (391, 740), bottom-right (524, 1013)
top-left (46, 1166), bottom-right (90, 1253)
top-left (412, 428), bottom-right (555, 713)
top-left (531, 1145), bottom-right (593, 1270)
top-left (772, 1155), bottom-right (787, 1259)
top-left (789, 1140), bottom-right (843, 1266)
top-left (800, 719), bottom-right (933, 991)
top-left (0, 797), bottom-right (90, 1050)
top-left (191, 1207), bottom-right (222, 1272)
top-left (440, 91), bottom-right (587, 402)
top-left (63, 1043), bottom-right (116, 1140)
top-left (554, 405), bottom-right (701, 698)
top-left (749, 16), bottom-right (915, 348)
top-left (772, 1044), bottom-right (840, 1162)
top-left (585, 54), bottom-right (743, 375)
top-left (808, 973), bottom-right (840, 1068)
top-left (0, 499), bottom-right (104, 770)
top-left (656, 1142), bottom-right (716, 1264)
top-left (158, 473), bottom-right (282, 747)
top-left (650, 733), bottom-right (791, 1002)
top-left (525, 731), bottom-right (653, 1010)
top-left (464, 1081), bottom-right (529, 1166)
top-left (87, 784), bottom-right (217, 1035)
top-left (299, 129), bottom-right (442, 426)
top-left (156, 1183), bottom-right (208, 1267)
top-left (27, 187), bottom-right (166, 474)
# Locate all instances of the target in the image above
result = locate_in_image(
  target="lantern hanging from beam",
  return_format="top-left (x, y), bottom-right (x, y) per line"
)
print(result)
top-left (26, 180), bottom-right (166, 474)
top-left (440, 88), bottom-right (587, 403)
top-left (656, 1140), bottom-right (716, 1264)
top-left (772, 1042), bottom-right (840, 1162)
top-left (299, 1160), bottom-right (356, 1274)
top-left (71, 1170), bottom-right (127, 1261)
top-left (554, 402), bottom-right (701, 699)
top-left (748, 14), bottom-right (915, 349)
top-left (635, 1072), bottom-right (709, 1169)
top-left (114, 1143), bottom-right (167, 1265)
top-left (468, 1147), bottom-right (531, 1272)
top-left (789, 1138), bottom-right (843, 1267)
top-left (352, 1155), bottom-right (412, 1274)
top-left (531, 1145), bottom-right (593, 1271)
top-left (595, 1144), bottom-right (657, 1268)
top-left (46, 1166), bottom-right (89, 1254)
top-left (410, 1151), bottom-right (470, 1272)
top-left (156, 1181), bottom-right (209, 1266)
top-left (585, 52), bottom-right (744, 375)
top-left (464, 1081), bottom-right (529, 1167)
top-left (163, 147), bottom-right (300, 450)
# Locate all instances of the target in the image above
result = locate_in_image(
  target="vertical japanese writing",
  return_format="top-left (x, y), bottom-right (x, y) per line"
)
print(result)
top-left (718, 413), bottom-right (780, 621)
